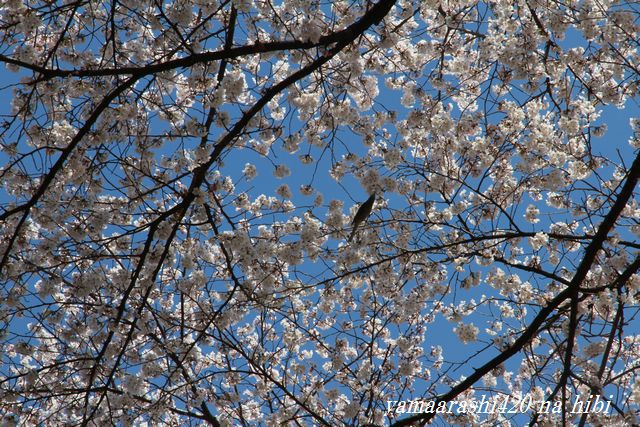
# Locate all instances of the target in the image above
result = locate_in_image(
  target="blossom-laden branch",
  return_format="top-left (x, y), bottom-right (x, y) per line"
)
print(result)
top-left (391, 150), bottom-right (640, 427)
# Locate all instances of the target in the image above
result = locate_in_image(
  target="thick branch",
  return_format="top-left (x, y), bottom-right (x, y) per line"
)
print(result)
top-left (391, 150), bottom-right (640, 427)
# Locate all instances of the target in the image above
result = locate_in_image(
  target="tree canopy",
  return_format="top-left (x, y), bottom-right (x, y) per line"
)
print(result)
top-left (1, 0), bottom-right (639, 425)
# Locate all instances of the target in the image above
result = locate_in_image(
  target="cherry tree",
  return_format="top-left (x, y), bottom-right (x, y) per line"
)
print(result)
top-left (1, 0), bottom-right (639, 425)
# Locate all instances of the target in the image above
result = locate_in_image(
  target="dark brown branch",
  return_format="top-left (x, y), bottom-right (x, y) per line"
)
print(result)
top-left (391, 150), bottom-right (640, 427)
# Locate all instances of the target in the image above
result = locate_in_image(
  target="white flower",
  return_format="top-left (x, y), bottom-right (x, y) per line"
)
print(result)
top-left (632, 376), bottom-right (640, 404)
top-left (529, 232), bottom-right (549, 251)
top-left (524, 204), bottom-right (540, 224)
top-left (274, 164), bottom-right (291, 178)
top-left (454, 322), bottom-right (479, 344)
top-left (344, 401), bottom-right (360, 418)
top-left (243, 163), bottom-right (257, 180)
top-left (276, 184), bottom-right (292, 199)
top-left (583, 341), bottom-right (604, 358)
